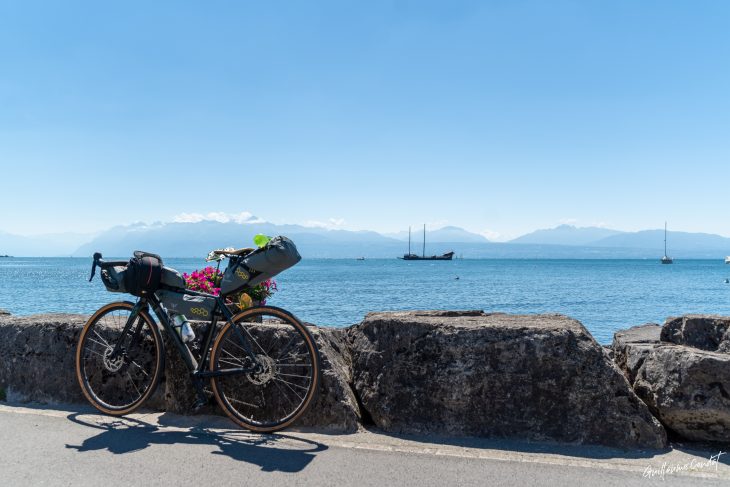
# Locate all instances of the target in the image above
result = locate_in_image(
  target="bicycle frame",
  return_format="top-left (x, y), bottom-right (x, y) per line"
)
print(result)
top-left (112, 287), bottom-right (262, 382)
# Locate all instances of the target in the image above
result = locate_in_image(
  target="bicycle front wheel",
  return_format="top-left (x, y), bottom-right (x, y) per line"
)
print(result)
top-left (210, 306), bottom-right (320, 432)
top-left (75, 301), bottom-right (164, 415)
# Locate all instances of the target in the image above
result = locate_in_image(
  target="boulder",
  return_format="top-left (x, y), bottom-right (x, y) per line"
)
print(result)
top-left (0, 314), bottom-right (87, 404)
top-left (0, 314), bottom-right (359, 433)
top-left (633, 345), bottom-right (730, 443)
top-left (661, 315), bottom-right (730, 352)
top-left (612, 324), bottom-right (662, 383)
top-left (162, 323), bottom-right (362, 433)
top-left (296, 327), bottom-right (361, 432)
top-left (349, 310), bottom-right (667, 449)
top-left (720, 329), bottom-right (730, 353)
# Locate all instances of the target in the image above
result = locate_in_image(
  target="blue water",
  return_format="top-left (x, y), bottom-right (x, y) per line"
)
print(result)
top-left (2, 257), bottom-right (730, 344)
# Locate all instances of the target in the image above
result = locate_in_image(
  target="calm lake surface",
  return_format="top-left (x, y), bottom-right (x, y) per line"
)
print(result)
top-left (2, 257), bottom-right (730, 344)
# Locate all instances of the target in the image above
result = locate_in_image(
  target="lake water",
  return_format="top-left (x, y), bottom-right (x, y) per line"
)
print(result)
top-left (1, 257), bottom-right (730, 344)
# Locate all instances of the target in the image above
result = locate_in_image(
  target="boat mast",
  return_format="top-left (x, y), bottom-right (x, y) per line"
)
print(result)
top-left (422, 223), bottom-right (426, 258)
top-left (664, 221), bottom-right (667, 256)
top-left (408, 226), bottom-right (411, 255)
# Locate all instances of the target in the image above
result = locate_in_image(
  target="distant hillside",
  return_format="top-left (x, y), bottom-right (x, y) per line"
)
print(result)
top-left (591, 230), bottom-right (730, 253)
top-left (0, 231), bottom-right (93, 257)
top-left (73, 221), bottom-right (405, 258)
top-left (385, 226), bottom-right (488, 243)
top-left (510, 225), bottom-right (624, 246)
top-left (4, 219), bottom-right (730, 258)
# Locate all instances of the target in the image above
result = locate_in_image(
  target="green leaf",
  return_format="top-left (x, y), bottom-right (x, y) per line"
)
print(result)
top-left (253, 234), bottom-right (272, 248)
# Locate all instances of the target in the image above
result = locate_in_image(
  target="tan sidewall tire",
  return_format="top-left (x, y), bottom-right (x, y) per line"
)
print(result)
top-left (75, 301), bottom-right (164, 416)
top-left (210, 306), bottom-right (320, 432)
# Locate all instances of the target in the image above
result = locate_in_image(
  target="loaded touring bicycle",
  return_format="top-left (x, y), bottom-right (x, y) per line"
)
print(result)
top-left (77, 236), bottom-right (320, 432)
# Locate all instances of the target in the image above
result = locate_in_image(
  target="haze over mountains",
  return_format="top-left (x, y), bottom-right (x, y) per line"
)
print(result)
top-left (2, 220), bottom-right (730, 259)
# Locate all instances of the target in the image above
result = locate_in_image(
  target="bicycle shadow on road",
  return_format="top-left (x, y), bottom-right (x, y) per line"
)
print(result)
top-left (64, 412), bottom-right (328, 473)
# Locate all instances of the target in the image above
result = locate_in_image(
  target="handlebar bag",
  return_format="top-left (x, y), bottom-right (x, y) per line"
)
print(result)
top-left (220, 236), bottom-right (301, 296)
top-left (124, 250), bottom-right (163, 296)
top-left (101, 266), bottom-right (129, 293)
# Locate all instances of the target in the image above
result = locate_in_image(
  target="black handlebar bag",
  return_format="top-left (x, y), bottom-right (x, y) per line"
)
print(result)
top-left (124, 251), bottom-right (163, 296)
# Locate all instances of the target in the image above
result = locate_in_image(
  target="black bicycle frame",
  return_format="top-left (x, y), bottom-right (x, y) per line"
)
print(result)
top-left (114, 288), bottom-right (262, 380)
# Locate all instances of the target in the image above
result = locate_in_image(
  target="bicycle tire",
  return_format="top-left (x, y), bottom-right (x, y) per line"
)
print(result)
top-left (75, 301), bottom-right (164, 415)
top-left (209, 306), bottom-right (320, 432)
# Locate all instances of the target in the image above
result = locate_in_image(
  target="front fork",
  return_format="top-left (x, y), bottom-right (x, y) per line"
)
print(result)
top-left (109, 300), bottom-right (146, 361)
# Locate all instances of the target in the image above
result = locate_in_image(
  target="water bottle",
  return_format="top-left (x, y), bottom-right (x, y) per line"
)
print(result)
top-left (173, 314), bottom-right (196, 343)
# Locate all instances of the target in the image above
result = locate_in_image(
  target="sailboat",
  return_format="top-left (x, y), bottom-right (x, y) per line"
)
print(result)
top-left (661, 222), bottom-right (673, 264)
top-left (399, 224), bottom-right (455, 261)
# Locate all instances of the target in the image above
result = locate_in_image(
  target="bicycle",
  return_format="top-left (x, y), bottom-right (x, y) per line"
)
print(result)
top-left (76, 244), bottom-right (320, 433)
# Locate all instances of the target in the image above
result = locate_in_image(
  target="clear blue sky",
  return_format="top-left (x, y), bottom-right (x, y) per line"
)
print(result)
top-left (1, 1), bottom-right (729, 240)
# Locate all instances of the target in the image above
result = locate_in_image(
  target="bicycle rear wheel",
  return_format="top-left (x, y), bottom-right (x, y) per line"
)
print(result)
top-left (75, 301), bottom-right (164, 415)
top-left (210, 306), bottom-right (320, 432)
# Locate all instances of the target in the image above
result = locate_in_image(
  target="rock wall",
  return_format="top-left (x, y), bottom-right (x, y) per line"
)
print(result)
top-left (613, 316), bottom-right (730, 443)
top-left (16, 309), bottom-right (730, 449)
top-left (348, 311), bottom-right (665, 449)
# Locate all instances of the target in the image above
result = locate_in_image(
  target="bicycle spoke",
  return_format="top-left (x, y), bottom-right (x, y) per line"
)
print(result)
top-left (129, 360), bottom-right (149, 377)
top-left (273, 377), bottom-right (309, 393)
top-left (93, 330), bottom-right (111, 347)
top-left (271, 377), bottom-right (297, 407)
top-left (86, 337), bottom-right (110, 350)
top-left (275, 372), bottom-right (312, 380)
top-left (219, 358), bottom-right (245, 368)
top-left (126, 372), bottom-right (142, 398)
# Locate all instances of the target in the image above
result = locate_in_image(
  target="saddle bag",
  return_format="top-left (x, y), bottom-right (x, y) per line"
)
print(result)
top-left (220, 236), bottom-right (301, 296)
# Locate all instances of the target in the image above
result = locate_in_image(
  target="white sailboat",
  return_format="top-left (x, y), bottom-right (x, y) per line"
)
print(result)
top-left (661, 222), bottom-right (673, 264)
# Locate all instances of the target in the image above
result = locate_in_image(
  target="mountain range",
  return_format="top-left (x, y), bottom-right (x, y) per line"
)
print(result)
top-left (2, 221), bottom-right (730, 259)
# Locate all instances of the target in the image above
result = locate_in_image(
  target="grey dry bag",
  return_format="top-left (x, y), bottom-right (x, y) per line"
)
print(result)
top-left (220, 236), bottom-right (301, 296)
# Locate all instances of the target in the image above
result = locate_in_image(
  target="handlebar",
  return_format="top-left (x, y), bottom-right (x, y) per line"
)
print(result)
top-left (88, 252), bottom-right (128, 282)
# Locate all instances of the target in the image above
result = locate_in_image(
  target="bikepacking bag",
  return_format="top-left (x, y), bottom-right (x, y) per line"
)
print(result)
top-left (220, 236), bottom-right (301, 296)
top-left (100, 265), bottom-right (129, 293)
top-left (124, 251), bottom-right (163, 296)
top-left (156, 289), bottom-right (217, 320)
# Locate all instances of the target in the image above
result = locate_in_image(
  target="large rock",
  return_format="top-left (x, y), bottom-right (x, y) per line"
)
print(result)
top-left (0, 314), bottom-right (359, 432)
top-left (661, 315), bottom-right (730, 352)
top-left (162, 323), bottom-right (361, 433)
top-left (349, 310), bottom-right (667, 449)
top-left (633, 345), bottom-right (730, 443)
top-left (0, 314), bottom-right (87, 404)
top-left (612, 323), bottom-right (662, 383)
top-left (296, 327), bottom-right (361, 432)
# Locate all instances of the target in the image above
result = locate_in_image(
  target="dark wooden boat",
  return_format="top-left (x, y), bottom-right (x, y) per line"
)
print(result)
top-left (402, 251), bottom-right (455, 261)
top-left (398, 225), bottom-right (455, 261)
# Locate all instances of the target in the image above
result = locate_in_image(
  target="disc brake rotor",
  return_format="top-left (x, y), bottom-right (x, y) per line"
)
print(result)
top-left (246, 355), bottom-right (276, 385)
top-left (102, 347), bottom-right (124, 373)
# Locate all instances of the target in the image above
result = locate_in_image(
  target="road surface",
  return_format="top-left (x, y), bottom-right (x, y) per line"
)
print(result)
top-left (0, 403), bottom-right (728, 486)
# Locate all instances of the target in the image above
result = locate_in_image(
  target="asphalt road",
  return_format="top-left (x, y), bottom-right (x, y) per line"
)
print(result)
top-left (0, 403), bottom-right (728, 486)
